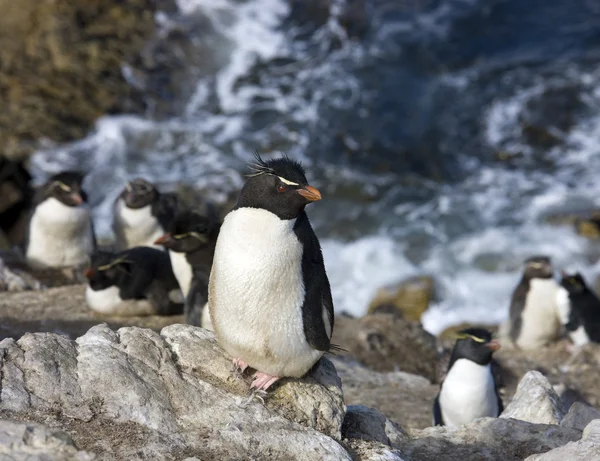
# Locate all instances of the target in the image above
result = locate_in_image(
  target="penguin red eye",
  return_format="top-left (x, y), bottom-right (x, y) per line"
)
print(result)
top-left (277, 185), bottom-right (287, 193)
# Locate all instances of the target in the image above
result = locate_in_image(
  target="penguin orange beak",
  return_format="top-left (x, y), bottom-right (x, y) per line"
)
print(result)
top-left (297, 185), bottom-right (322, 202)
top-left (83, 268), bottom-right (95, 279)
top-left (486, 340), bottom-right (501, 351)
top-left (70, 193), bottom-right (83, 205)
top-left (154, 233), bottom-right (172, 245)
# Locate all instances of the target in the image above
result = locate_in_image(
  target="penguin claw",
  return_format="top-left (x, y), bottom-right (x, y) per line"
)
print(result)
top-left (250, 372), bottom-right (280, 391)
top-left (231, 358), bottom-right (249, 377)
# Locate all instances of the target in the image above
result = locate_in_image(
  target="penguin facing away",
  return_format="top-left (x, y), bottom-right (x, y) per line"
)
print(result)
top-left (559, 271), bottom-right (600, 345)
top-left (113, 178), bottom-right (178, 251)
top-left (25, 171), bottom-right (96, 269)
top-left (433, 328), bottom-right (503, 427)
top-left (508, 256), bottom-right (566, 350)
top-left (84, 246), bottom-right (183, 316)
top-left (208, 153), bottom-right (334, 391)
top-left (154, 210), bottom-right (220, 327)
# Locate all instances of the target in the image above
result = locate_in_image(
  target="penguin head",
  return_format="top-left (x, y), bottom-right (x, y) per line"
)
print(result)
top-left (235, 153), bottom-right (322, 220)
top-left (120, 178), bottom-right (159, 209)
top-left (560, 271), bottom-right (588, 295)
top-left (523, 256), bottom-right (554, 280)
top-left (154, 210), bottom-right (219, 253)
top-left (84, 250), bottom-right (131, 290)
top-left (451, 328), bottom-right (500, 365)
top-left (37, 171), bottom-right (87, 207)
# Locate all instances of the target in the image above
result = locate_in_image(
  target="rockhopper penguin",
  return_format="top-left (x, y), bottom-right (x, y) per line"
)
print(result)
top-left (154, 210), bottom-right (220, 328)
top-left (559, 271), bottom-right (600, 345)
top-left (84, 246), bottom-right (183, 316)
top-left (433, 328), bottom-right (503, 427)
top-left (508, 256), bottom-right (567, 349)
top-left (113, 178), bottom-right (178, 251)
top-left (208, 153), bottom-right (335, 391)
top-left (25, 171), bottom-right (96, 268)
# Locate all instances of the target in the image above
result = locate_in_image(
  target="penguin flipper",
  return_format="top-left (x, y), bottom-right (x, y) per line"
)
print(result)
top-left (294, 212), bottom-right (334, 352)
top-left (496, 388), bottom-right (504, 416)
top-left (508, 279), bottom-right (528, 342)
top-left (153, 192), bottom-right (179, 230)
top-left (432, 393), bottom-right (444, 426)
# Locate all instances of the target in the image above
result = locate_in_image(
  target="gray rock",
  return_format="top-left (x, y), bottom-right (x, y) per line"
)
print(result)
top-left (501, 371), bottom-right (565, 424)
top-left (403, 417), bottom-right (581, 461)
top-left (345, 439), bottom-right (406, 461)
top-left (0, 419), bottom-right (96, 460)
top-left (0, 323), bottom-right (350, 460)
top-left (560, 402), bottom-right (600, 431)
top-left (343, 405), bottom-right (391, 445)
top-left (525, 419), bottom-right (600, 460)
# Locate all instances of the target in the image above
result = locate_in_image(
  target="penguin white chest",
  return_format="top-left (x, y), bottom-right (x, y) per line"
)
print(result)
top-left (114, 200), bottom-right (164, 250)
top-left (517, 278), bottom-right (562, 349)
top-left (169, 250), bottom-right (193, 296)
top-left (439, 360), bottom-right (498, 427)
top-left (209, 208), bottom-right (322, 378)
top-left (26, 198), bottom-right (94, 268)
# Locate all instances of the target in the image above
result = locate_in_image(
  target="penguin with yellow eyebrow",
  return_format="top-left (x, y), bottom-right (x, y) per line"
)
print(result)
top-left (433, 328), bottom-right (503, 427)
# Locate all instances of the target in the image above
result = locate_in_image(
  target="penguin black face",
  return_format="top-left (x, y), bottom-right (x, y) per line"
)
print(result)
top-left (235, 153), bottom-right (322, 220)
top-left (120, 178), bottom-right (159, 209)
top-left (451, 328), bottom-right (500, 366)
top-left (154, 211), bottom-right (218, 253)
top-left (84, 251), bottom-right (130, 290)
top-left (560, 272), bottom-right (587, 295)
top-left (38, 171), bottom-right (87, 207)
top-left (522, 256), bottom-right (554, 280)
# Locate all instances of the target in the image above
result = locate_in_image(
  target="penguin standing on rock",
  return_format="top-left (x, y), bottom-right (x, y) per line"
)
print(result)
top-left (209, 153), bottom-right (335, 391)
top-left (508, 256), bottom-right (567, 350)
top-left (84, 247), bottom-right (183, 316)
top-left (25, 171), bottom-right (96, 268)
top-left (154, 210), bottom-right (220, 328)
top-left (559, 271), bottom-right (600, 345)
top-left (113, 178), bottom-right (178, 251)
top-left (433, 328), bottom-right (503, 427)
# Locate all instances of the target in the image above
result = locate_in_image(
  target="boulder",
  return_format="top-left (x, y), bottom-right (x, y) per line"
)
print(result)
top-left (0, 0), bottom-right (159, 160)
top-left (344, 439), bottom-right (405, 461)
top-left (332, 313), bottom-right (439, 382)
top-left (332, 357), bottom-right (438, 430)
top-left (560, 402), bottom-right (600, 432)
top-left (0, 419), bottom-right (96, 460)
top-left (526, 419), bottom-right (600, 461)
top-left (342, 405), bottom-right (407, 446)
top-left (403, 417), bottom-right (581, 461)
top-left (0, 324), bottom-right (350, 460)
top-left (367, 276), bottom-right (435, 321)
top-left (501, 371), bottom-right (565, 425)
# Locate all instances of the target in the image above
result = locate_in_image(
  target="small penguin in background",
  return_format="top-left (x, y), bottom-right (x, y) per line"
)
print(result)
top-left (25, 171), bottom-right (96, 269)
top-left (84, 246), bottom-right (183, 316)
top-left (209, 153), bottom-right (336, 391)
top-left (113, 178), bottom-right (178, 251)
top-left (508, 256), bottom-right (567, 350)
top-left (154, 210), bottom-right (220, 328)
top-left (433, 328), bottom-right (503, 427)
top-left (559, 271), bottom-right (600, 345)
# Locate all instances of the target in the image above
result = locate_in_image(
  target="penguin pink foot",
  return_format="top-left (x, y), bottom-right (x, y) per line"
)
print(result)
top-left (251, 372), bottom-right (280, 391)
top-left (233, 358), bottom-right (249, 373)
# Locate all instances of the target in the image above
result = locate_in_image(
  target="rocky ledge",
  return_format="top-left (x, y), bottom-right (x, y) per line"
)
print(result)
top-left (0, 323), bottom-right (596, 460)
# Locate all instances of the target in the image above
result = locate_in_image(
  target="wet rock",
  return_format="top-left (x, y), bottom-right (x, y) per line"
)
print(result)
top-left (560, 402), bottom-right (600, 432)
top-left (501, 371), bottom-right (565, 425)
top-left (332, 313), bottom-right (438, 382)
top-left (403, 418), bottom-right (581, 461)
top-left (0, 324), bottom-right (350, 460)
top-left (0, 419), bottom-right (96, 460)
top-left (332, 357), bottom-right (438, 430)
top-left (367, 276), bottom-right (435, 321)
top-left (526, 419), bottom-right (600, 461)
top-left (0, 0), bottom-right (158, 160)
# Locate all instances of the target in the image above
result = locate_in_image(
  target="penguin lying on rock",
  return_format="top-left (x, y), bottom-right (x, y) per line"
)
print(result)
top-left (433, 328), bottom-right (503, 427)
top-left (25, 171), bottom-right (96, 269)
top-left (113, 178), bottom-right (178, 251)
top-left (508, 256), bottom-right (568, 350)
top-left (209, 153), bottom-right (337, 391)
top-left (84, 246), bottom-right (183, 316)
top-left (154, 210), bottom-right (220, 328)
top-left (559, 271), bottom-right (600, 345)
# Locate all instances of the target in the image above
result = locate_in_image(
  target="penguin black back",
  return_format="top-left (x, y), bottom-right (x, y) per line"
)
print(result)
top-left (560, 272), bottom-right (600, 342)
